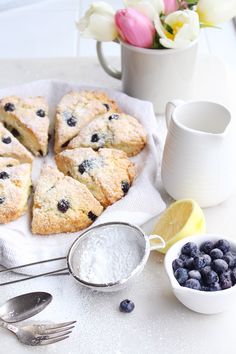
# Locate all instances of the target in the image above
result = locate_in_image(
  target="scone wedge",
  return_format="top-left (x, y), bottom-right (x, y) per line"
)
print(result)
top-left (32, 165), bottom-right (103, 235)
top-left (0, 96), bottom-right (49, 156)
top-left (54, 90), bottom-right (120, 153)
top-left (68, 112), bottom-right (146, 156)
top-left (0, 122), bottom-right (33, 163)
top-left (0, 161), bottom-right (32, 223)
top-left (55, 148), bottom-right (136, 208)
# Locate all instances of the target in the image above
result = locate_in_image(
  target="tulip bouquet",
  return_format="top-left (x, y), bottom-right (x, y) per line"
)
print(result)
top-left (78, 0), bottom-right (236, 49)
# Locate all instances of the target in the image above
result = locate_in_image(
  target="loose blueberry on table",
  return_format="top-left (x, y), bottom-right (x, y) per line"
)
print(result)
top-left (119, 299), bottom-right (135, 313)
top-left (172, 239), bottom-right (236, 291)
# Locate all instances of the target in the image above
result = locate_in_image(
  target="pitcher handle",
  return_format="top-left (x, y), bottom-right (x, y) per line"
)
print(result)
top-left (148, 235), bottom-right (165, 251)
top-left (96, 41), bottom-right (122, 80)
top-left (165, 99), bottom-right (184, 129)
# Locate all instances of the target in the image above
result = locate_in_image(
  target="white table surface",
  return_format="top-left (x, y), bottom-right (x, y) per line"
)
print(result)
top-left (0, 53), bottom-right (236, 354)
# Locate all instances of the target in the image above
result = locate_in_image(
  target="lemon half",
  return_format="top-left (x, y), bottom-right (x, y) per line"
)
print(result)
top-left (152, 199), bottom-right (206, 254)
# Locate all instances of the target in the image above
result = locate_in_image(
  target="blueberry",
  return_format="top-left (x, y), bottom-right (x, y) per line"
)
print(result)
top-left (184, 278), bottom-right (201, 290)
top-left (57, 199), bottom-right (70, 213)
top-left (200, 240), bottom-right (214, 254)
top-left (0, 171), bottom-right (9, 180)
top-left (202, 254), bottom-right (211, 266)
top-left (91, 133), bottom-right (99, 143)
top-left (172, 259), bottom-right (184, 272)
top-left (212, 259), bottom-right (228, 273)
top-left (220, 271), bottom-right (232, 289)
top-left (0, 196), bottom-right (5, 204)
top-left (119, 299), bottom-right (135, 313)
top-left (179, 254), bottom-right (189, 262)
top-left (88, 211), bottom-right (97, 222)
top-left (174, 268), bottom-right (188, 285)
top-left (108, 114), bottom-right (119, 121)
top-left (215, 239), bottom-right (230, 254)
top-left (181, 242), bottom-right (198, 257)
top-left (66, 115), bottom-right (77, 127)
top-left (10, 128), bottom-right (20, 138)
top-left (4, 102), bottom-right (15, 112)
top-left (209, 282), bottom-right (221, 291)
top-left (78, 160), bottom-right (91, 175)
top-left (121, 180), bottom-right (130, 194)
top-left (36, 109), bottom-right (46, 117)
top-left (61, 140), bottom-right (70, 148)
top-left (210, 248), bottom-right (223, 260)
top-left (223, 254), bottom-right (235, 268)
top-left (204, 270), bottom-right (219, 285)
top-left (201, 265), bottom-right (211, 276)
top-left (201, 286), bottom-right (210, 292)
top-left (103, 103), bottom-right (110, 111)
top-left (188, 270), bottom-right (202, 281)
top-left (193, 256), bottom-right (206, 270)
top-left (220, 279), bottom-right (233, 290)
top-left (184, 257), bottom-right (194, 270)
top-left (231, 268), bottom-right (236, 285)
top-left (2, 136), bottom-right (11, 144)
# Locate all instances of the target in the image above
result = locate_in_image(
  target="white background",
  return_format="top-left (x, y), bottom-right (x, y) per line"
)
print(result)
top-left (0, 0), bottom-right (235, 75)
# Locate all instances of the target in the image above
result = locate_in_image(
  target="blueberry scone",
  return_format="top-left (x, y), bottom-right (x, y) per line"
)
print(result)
top-left (67, 112), bottom-right (147, 156)
top-left (54, 90), bottom-right (120, 153)
top-left (55, 147), bottom-right (136, 207)
top-left (0, 162), bottom-right (32, 223)
top-left (0, 122), bottom-right (33, 163)
top-left (32, 165), bottom-right (103, 235)
top-left (0, 156), bottom-right (20, 169)
top-left (0, 96), bottom-right (49, 156)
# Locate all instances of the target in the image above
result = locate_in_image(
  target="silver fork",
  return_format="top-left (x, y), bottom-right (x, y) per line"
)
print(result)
top-left (0, 320), bottom-right (76, 346)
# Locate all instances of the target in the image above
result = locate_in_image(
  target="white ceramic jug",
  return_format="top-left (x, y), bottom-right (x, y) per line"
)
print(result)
top-left (161, 100), bottom-right (235, 207)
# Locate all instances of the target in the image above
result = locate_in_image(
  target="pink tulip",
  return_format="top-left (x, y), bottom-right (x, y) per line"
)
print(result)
top-left (115, 8), bottom-right (155, 48)
top-left (164, 0), bottom-right (179, 14)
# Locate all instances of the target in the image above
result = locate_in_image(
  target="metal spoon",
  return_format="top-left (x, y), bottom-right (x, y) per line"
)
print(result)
top-left (0, 292), bottom-right (52, 323)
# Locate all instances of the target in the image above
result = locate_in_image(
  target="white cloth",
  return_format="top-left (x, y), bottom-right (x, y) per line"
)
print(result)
top-left (0, 80), bottom-right (165, 275)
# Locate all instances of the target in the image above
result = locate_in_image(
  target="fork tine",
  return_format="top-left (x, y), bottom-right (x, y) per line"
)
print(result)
top-left (40, 335), bottom-right (70, 345)
top-left (42, 330), bottom-right (72, 340)
top-left (41, 321), bottom-right (76, 330)
top-left (40, 325), bottom-right (75, 335)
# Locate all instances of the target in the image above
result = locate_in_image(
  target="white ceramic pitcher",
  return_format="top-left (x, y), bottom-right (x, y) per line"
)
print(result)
top-left (161, 100), bottom-right (235, 207)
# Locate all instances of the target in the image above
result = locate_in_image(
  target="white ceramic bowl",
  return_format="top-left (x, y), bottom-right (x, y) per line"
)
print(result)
top-left (164, 234), bottom-right (236, 314)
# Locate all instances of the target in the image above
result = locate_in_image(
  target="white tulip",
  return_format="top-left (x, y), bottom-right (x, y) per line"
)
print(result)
top-left (197, 0), bottom-right (236, 25)
top-left (124, 0), bottom-right (164, 20)
top-left (154, 10), bottom-right (200, 49)
top-left (77, 1), bottom-right (118, 41)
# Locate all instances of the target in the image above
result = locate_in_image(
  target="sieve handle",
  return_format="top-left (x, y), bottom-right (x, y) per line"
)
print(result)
top-left (148, 235), bottom-right (165, 251)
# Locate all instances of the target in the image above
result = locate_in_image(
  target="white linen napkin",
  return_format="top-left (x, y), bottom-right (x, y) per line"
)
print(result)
top-left (0, 80), bottom-right (165, 275)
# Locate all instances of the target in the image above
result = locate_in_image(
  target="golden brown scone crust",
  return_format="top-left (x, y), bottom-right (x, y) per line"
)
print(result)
top-left (0, 122), bottom-right (33, 163)
top-left (0, 162), bottom-right (32, 223)
top-left (55, 147), bottom-right (136, 207)
top-left (54, 90), bottom-right (120, 153)
top-left (0, 96), bottom-right (49, 156)
top-left (31, 165), bottom-right (103, 235)
top-left (68, 112), bottom-right (146, 156)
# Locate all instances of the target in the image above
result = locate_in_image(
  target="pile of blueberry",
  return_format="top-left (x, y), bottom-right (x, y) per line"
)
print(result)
top-left (173, 239), bottom-right (236, 291)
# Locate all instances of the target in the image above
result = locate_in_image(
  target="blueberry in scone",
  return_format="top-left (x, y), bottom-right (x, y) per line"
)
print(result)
top-left (55, 147), bottom-right (136, 208)
top-left (31, 165), bottom-right (103, 235)
top-left (67, 112), bottom-right (147, 157)
top-left (54, 90), bottom-right (120, 153)
top-left (0, 122), bottom-right (33, 163)
top-left (0, 161), bottom-right (32, 224)
top-left (0, 96), bottom-right (49, 156)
